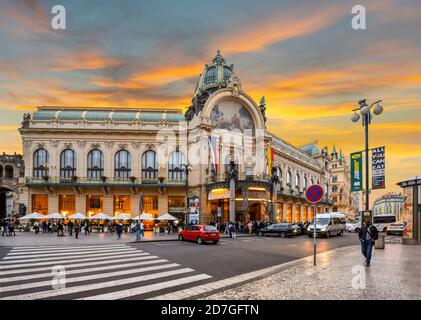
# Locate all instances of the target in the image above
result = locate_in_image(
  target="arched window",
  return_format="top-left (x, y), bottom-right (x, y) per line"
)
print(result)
top-left (332, 186), bottom-right (338, 193)
top-left (142, 150), bottom-right (158, 180)
top-left (286, 171), bottom-right (291, 185)
top-left (60, 149), bottom-right (76, 178)
top-left (223, 66), bottom-right (232, 80)
top-left (310, 178), bottom-right (314, 185)
top-left (5, 166), bottom-right (13, 178)
top-left (115, 150), bottom-right (131, 178)
top-left (87, 149), bottom-right (104, 178)
top-left (168, 151), bottom-right (185, 181)
top-left (33, 148), bottom-right (49, 177)
top-left (295, 173), bottom-right (300, 188)
top-left (204, 66), bottom-right (216, 84)
top-left (303, 176), bottom-right (308, 189)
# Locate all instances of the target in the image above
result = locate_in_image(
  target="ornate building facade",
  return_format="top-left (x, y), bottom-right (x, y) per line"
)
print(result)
top-left (328, 146), bottom-right (357, 219)
top-left (0, 153), bottom-right (24, 219)
top-left (18, 52), bottom-right (333, 224)
top-left (372, 192), bottom-right (405, 220)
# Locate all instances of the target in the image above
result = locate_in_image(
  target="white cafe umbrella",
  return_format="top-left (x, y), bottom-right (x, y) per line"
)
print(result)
top-left (45, 212), bottom-right (65, 220)
top-left (88, 213), bottom-right (112, 220)
top-left (67, 213), bottom-right (88, 220)
top-left (134, 213), bottom-right (155, 220)
top-left (111, 213), bottom-right (132, 220)
top-left (156, 213), bottom-right (177, 221)
top-left (18, 212), bottom-right (45, 220)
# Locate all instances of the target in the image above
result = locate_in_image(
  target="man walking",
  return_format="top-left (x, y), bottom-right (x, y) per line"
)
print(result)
top-left (358, 220), bottom-right (378, 267)
top-left (2, 219), bottom-right (8, 236)
top-left (116, 222), bottom-right (123, 240)
top-left (135, 220), bottom-right (141, 241)
top-left (68, 220), bottom-right (74, 236)
top-left (74, 222), bottom-right (80, 239)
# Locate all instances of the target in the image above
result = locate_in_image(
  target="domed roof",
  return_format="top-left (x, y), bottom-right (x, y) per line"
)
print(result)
top-left (194, 50), bottom-right (234, 96)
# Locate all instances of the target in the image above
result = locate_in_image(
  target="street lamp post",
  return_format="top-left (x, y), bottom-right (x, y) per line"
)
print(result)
top-left (351, 99), bottom-right (384, 211)
top-left (181, 163), bottom-right (192, 224)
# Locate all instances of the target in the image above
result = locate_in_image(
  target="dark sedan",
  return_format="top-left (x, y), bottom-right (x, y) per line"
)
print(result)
top-left (257, 223), bottom-right (298, 238)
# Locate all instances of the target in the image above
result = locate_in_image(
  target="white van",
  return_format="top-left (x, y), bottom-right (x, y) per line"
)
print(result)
top-left (307, 212), bottom-right (346, 238)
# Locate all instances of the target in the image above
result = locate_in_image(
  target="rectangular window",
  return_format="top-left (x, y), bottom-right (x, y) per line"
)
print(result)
top-left (113, 195), bottom-right (131, 215)
top-left (332, 176), bottom-right (338, 183)
top-left (32, 194), bottom-right (48, 215)
top-left (86, 195), bottom-right (103, 216)
top-left (59, 195), bottom-right (76, 216)
top-left (168, 196), bottom-right (185, 212)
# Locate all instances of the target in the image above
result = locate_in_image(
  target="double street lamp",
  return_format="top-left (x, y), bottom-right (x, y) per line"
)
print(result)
top-left (181, 163), bottom-right (192, 223)
top-left (350, 99), bottom-right (384, 211)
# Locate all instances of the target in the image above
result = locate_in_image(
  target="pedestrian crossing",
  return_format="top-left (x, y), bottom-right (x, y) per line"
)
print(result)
top-left (0, 244), bottom-right (212, 300)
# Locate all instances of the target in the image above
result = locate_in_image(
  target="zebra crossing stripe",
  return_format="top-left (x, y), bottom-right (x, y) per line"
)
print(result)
top-left (0, 258), bottom-right (170, 283)
top-left (10, 244), bottom-right (129, 253)
top-left (0, 268), bottom-right (197, 300)
top-left (8, 245), bottom-right (130, 255)
top-left (0, 263), bottom-right (181, 294)
top-left (0, 252), bottom-right (151, 270)
top-left (0, 248), bottom-right (137, 265)
top-left (79, 274), bottom-right (212, 300)
top-left (4, 247), bottom-right (139, 260)
top-left (0, 255), bottom-right (161, 276)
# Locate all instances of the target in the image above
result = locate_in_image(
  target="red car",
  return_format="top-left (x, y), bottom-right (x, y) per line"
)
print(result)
top-left (178, 225), bottom-right (220, 244)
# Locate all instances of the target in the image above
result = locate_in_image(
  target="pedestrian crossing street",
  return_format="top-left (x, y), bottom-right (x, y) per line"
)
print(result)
top-left (0, 244), bottom-right (212, 300)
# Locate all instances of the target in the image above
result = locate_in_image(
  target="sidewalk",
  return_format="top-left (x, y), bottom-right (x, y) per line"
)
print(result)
top-left (0, 230), bottom-right (251, 247)
top-left (202, 243), bottom-right (421, 300)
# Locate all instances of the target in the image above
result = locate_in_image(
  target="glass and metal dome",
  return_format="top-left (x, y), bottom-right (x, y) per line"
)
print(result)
top-left (194, 50), bottom-right (234, 95)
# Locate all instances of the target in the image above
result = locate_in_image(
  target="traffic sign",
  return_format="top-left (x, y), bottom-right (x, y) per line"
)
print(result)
top-left (305, 184), bottom-right (324, 203)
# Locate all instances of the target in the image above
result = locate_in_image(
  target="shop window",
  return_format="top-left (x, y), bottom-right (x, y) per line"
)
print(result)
top-left (142, 195), bottom-right (158, 214)
top-left (168, 196), bottom-right (185, 213)
top-left (59, 195), bottom-right (76, 216)
top-left (86, 195), bottom-right (103, 216)
top-left (113, 195), bottom-right (131, 215)
top-left (32, 194), bottom-right (48, 215)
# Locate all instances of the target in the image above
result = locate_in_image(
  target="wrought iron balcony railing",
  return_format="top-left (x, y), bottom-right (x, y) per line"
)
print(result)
top-left (26, 176), bottom-right (186, 186)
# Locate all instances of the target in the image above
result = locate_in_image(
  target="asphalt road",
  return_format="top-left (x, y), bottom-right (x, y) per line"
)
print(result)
top-left (0, 233), bottom-right (358, 300)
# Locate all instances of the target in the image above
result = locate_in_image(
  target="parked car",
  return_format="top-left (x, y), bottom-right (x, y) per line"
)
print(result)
top-left (257, 223), bottom-right (298, 238)
top-left (178, 225), bottom-right (220, 244)
top-left (346, 220), bottom-right (361, 233)
top-left (292, 222), bottom-right (308, 235)
top-left (307, 212), bottom-right (346, 238)
top-left (386, 222), bottom-right (406, 236)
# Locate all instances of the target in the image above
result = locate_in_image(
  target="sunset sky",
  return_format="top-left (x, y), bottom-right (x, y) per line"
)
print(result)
top-left (1, 0), bottom-right (420, 204)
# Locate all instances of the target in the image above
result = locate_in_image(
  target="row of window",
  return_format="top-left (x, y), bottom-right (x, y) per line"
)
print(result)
top-left (33, 148), bottom-right (186, 180)
top-left (276, 168), bottom-right (325, 191)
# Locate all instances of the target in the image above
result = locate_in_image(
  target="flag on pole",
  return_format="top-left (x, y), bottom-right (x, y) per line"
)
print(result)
top-left (267, 146), bottom-right (274, 176)
top-left (208, 136), bottom-right (219, 173)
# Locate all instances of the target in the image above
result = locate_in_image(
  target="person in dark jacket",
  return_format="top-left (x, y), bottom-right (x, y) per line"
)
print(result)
top-left (358, 220), bottom-right (378, 267)
top-left (74, 222), bottom-right (80, 239)
top-left (116, 222), bottom-right (123, 239)
top-left (67, 220), bottom-right (74, 236)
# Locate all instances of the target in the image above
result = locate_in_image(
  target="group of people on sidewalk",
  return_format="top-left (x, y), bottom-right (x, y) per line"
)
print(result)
top-left (1, 219), bottom-right (16, 236)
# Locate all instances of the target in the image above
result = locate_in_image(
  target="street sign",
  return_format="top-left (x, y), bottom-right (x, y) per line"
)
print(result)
top-left (305, 184), bottom-right (324, 267)
top-left (305, 184), bottom-right (324, 203)
top-left (217, 207), bottom-right (222, 217)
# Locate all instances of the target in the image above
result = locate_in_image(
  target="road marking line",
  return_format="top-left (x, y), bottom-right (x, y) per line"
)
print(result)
top-left (0, 263), bottom-right (181, 294)
top-left (1, 268), bottom-right (196, 300)
top-left (80, 274), bottom-right (212, 300)
top-left (8, 245), bottom-right (130, 255)
top-left (0, 252), bottom-right (150, 270)
top-left (5, 248), bottom-right (139, 260)
top-left (10, 244), bottom-right (129, 253)
top-left (0, 255), bottom-right (160, 276)
top-left (0, 248), bottom-right (137, 264)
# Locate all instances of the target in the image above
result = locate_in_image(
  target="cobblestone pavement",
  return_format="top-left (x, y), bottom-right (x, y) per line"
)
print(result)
top-left (202, 243), bottom-right (421, 300)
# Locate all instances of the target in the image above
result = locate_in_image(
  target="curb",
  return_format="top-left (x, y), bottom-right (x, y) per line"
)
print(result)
top-left (129, 234), bottom-right (255, 243)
